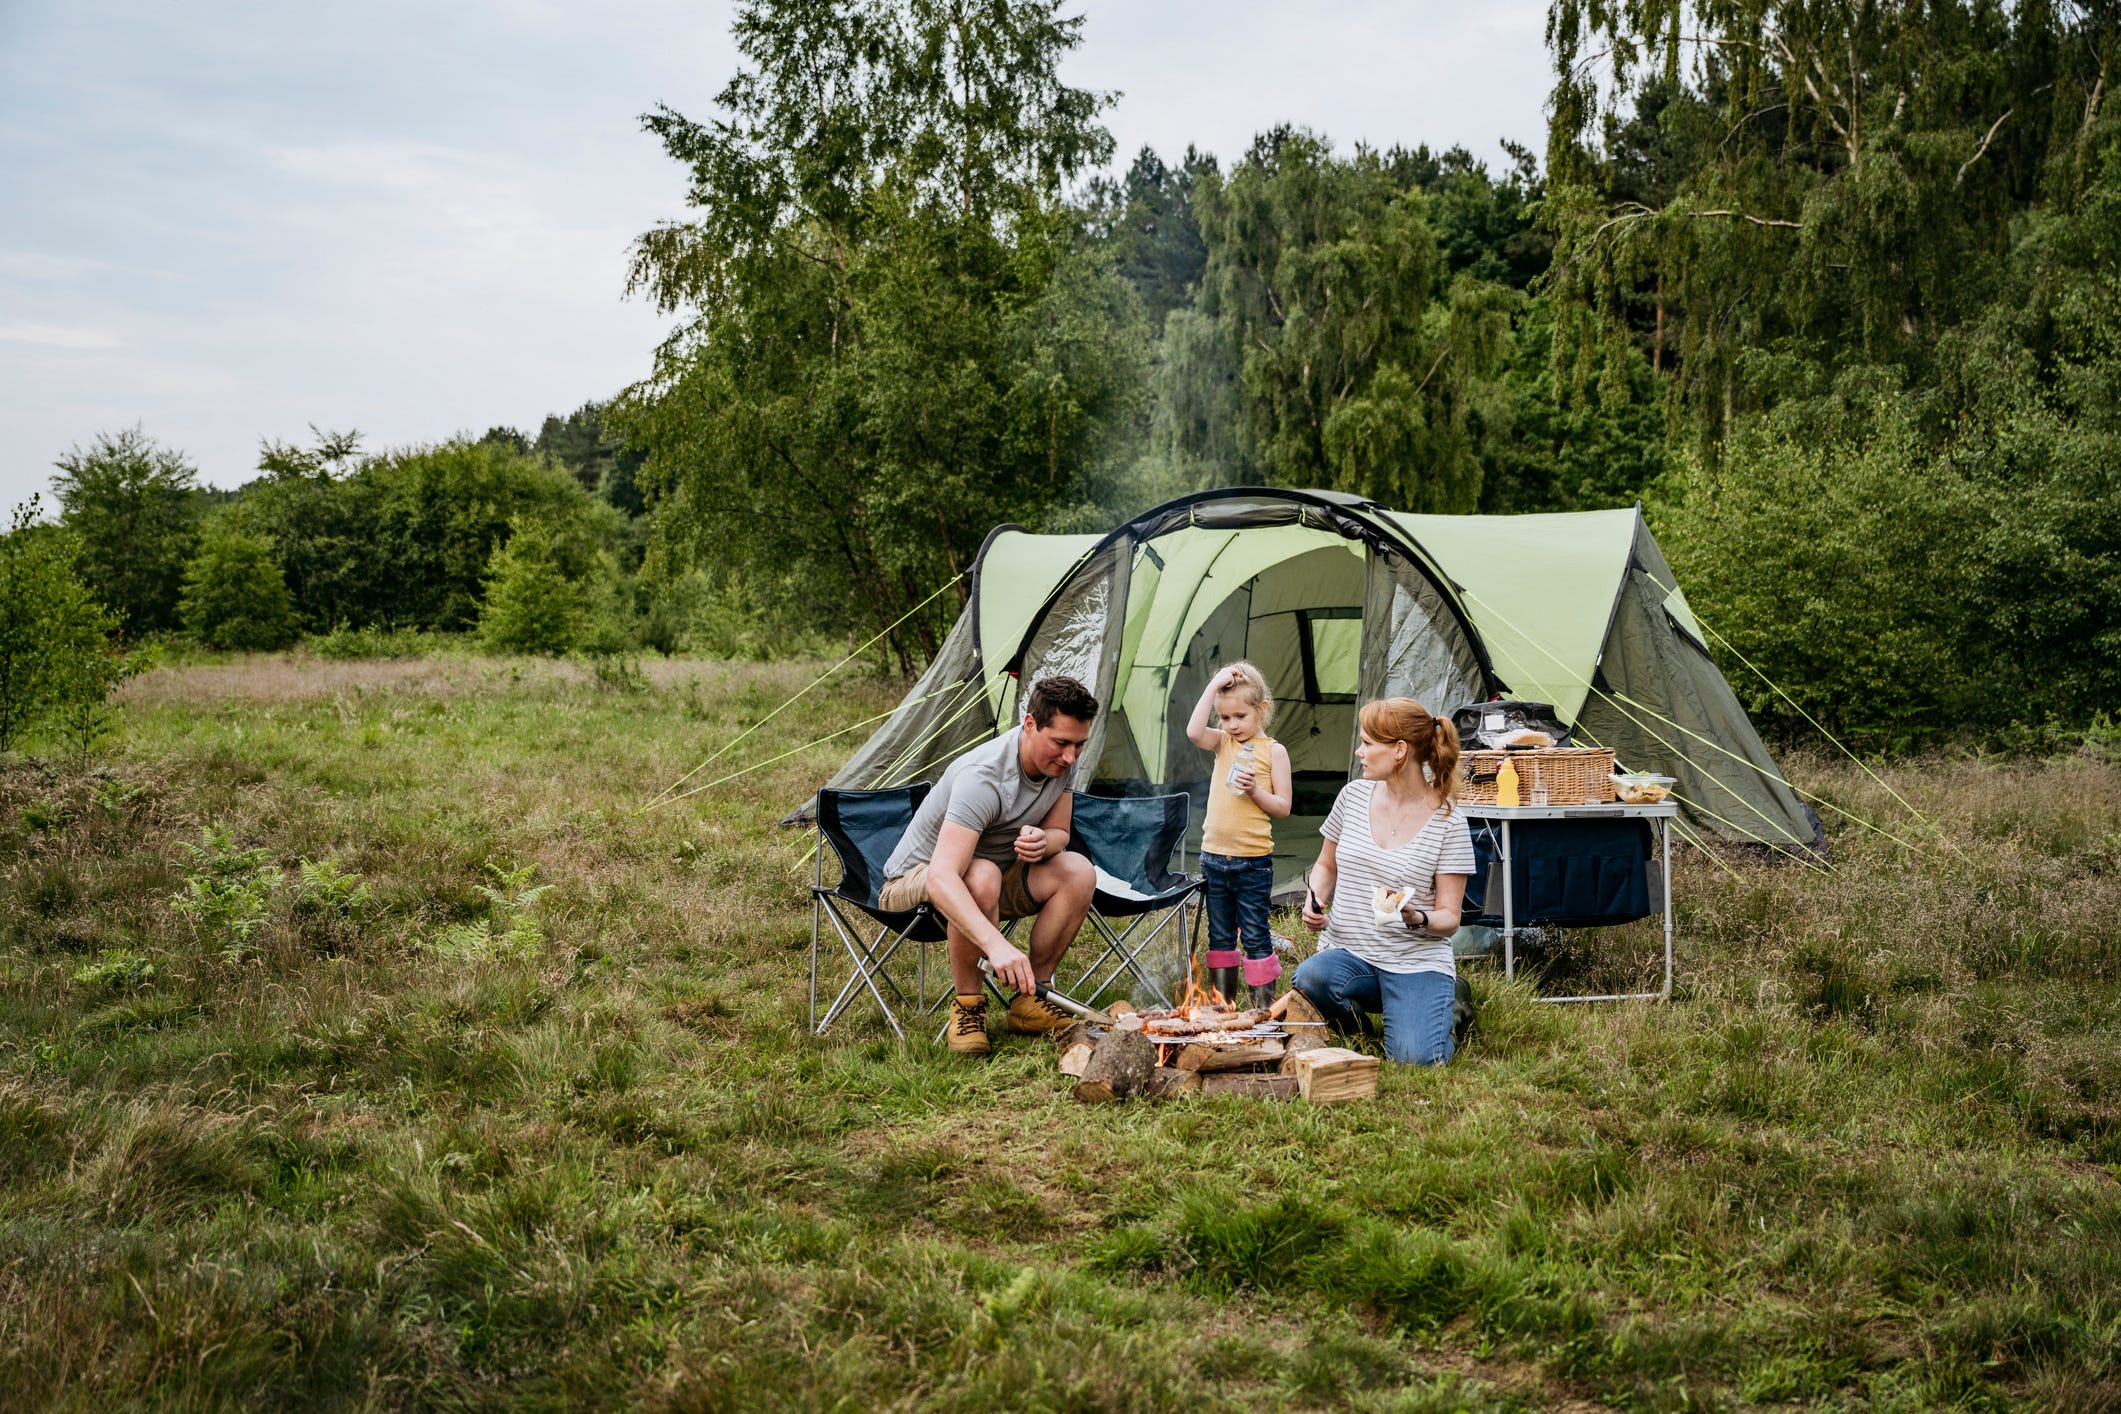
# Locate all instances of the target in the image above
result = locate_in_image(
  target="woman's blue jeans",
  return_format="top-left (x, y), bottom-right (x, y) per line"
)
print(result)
top-left (1292, 948), bottom-right (1456, 1065)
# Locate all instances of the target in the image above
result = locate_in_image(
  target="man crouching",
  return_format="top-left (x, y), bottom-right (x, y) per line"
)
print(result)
top-left (877, 677), bottom-right (1099, 1055)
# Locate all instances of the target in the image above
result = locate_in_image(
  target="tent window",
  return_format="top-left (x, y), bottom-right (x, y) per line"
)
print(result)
top-left (1298, 608), bottom-right (1360, 703)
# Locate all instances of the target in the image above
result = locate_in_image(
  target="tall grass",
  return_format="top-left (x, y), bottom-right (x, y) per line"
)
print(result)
top-left (0, 654), bottom-right (2116, 1409)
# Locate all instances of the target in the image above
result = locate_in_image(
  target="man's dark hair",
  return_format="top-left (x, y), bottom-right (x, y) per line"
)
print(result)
top-left (1026, 676), bottom-right (1099, 727)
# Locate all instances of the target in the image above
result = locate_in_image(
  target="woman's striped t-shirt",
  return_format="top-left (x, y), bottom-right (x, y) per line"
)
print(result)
top-left (1318, 780), bottom-right (1478, 975)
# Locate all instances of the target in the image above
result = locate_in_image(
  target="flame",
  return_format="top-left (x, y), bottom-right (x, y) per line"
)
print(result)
top-left (1175, 954), bottom-right (1228, 1015)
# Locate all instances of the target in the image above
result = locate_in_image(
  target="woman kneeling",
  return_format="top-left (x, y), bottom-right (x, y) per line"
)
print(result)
top-left (1294, 698), bottom-right (1474, 1065)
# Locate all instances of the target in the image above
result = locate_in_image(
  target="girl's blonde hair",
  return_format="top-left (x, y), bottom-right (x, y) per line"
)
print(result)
top-left (1359, 697), bottom-right (1460, 806)
top-left (1215, 661), bottom-right (1274, 728)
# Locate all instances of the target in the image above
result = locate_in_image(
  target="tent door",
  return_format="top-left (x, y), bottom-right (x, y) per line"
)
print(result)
top-left (1356, 542), bottom-right (1491, 771)
top-left (1012, 539), bottom-right (1132, 773)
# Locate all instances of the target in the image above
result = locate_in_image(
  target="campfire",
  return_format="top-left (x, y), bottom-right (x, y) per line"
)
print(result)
top-left (1055, 963), bottom-right (1378, 1104)
top-left (1137, 975), bottom-right (1284, 1069)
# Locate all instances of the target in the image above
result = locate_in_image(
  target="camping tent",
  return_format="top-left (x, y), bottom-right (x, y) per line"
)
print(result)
top-left (796, 487), bottom-right (1820, 891)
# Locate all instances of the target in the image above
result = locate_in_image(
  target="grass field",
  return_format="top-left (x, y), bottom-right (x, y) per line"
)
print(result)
top-left (2, 652), bottom-right (2118, 1411)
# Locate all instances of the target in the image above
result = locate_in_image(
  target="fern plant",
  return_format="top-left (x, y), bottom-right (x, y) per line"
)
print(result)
top-left (292, 857), bottom-right (371, 918)
top-left (427, 860), bottom-right (552, 960)
top-left (170, 824), bottom-right (282, 961)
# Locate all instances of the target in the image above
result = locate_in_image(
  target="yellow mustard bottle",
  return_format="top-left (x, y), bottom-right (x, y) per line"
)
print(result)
top-left (1496, 755), bottom-right (1521, 808)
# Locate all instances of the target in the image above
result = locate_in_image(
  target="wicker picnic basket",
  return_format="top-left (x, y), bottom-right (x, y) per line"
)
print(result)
top-left (1457, 747), bottom-right (1617, 806)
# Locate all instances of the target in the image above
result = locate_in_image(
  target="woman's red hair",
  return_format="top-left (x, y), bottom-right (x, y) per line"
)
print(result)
top-left (1358, 697), bottom-right (1460, 805)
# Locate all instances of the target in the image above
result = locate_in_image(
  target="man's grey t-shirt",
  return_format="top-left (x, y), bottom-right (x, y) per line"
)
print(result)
top-left (883, 728), bottom-right (1074, 878)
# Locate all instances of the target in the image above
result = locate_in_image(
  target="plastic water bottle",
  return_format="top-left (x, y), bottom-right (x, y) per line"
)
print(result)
top-left (1227, 739), bottom-right (1256, 794)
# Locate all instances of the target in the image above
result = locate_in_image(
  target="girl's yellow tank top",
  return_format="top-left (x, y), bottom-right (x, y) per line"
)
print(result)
top-left (1203, 733), bottom-right (1276, 858)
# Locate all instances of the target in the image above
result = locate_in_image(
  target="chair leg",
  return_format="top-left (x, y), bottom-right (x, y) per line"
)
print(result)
top-left (819, 922), bottom-right (912, 1033)
top-left (1071, 914), bottom-right (1139, 1005)
top-left (815, 902), bottom-right (918, 1038)
top-left (1071, 908), bottom-right (1181, 1010)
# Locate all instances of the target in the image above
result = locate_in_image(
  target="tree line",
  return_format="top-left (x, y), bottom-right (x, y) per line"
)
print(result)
top-left (5, 0), bottom-right (2116, 752)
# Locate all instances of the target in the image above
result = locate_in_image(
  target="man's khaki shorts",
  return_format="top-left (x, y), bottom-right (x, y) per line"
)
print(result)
top-left (878, 857), bottom-right (1040, 919)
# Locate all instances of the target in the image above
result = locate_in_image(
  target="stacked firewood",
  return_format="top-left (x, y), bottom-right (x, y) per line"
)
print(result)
top-left (1060, 990), bottom-right (1378, 1104)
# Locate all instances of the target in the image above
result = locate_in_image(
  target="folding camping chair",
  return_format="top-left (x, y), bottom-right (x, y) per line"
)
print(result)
top-left (1062, 791), bottom-right (1202, 1009)
top-left (810, 784), bottom-right (948, 1039)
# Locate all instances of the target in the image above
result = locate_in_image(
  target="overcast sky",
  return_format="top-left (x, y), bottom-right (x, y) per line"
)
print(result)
top-left (0, 0), bottom-right (1551, 510)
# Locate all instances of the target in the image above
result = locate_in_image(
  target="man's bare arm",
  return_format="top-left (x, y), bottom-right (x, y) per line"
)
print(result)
top-left (928, 822), bottom-right (1035, 991)
top-left (1019, 791), bottom-right (1073, 861)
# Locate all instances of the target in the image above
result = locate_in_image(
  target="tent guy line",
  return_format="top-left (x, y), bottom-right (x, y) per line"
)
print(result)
top-left (1447, 568), bottom-right (1939, 867)
top-left (639, 572), bottom-right (966, 815)
top-left (1687, 612), bottom-right (1969, 865)
top-left (1446, 579), bottom-right (1838, 871)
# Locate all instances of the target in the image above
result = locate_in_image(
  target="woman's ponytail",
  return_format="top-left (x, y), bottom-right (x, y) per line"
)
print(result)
top-left (1356, 697), bottom-right (1460, 807)
top-left (1427, 713), bottom-right (1461, 807)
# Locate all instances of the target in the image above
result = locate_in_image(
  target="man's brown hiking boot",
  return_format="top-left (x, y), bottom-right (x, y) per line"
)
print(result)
top-left (945, 995), bottom-right (992, 1056)
top-left (1005, 991), bottom-right (1074, 1035)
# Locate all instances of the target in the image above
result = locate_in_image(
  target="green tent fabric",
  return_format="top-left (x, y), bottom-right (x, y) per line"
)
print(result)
top-left (791, 488), bottom-right (1820, 884)
top-left (1390, 508), bottom-right (1638, 723)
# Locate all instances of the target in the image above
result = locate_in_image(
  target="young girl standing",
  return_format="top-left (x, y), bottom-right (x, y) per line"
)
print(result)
top-left (1187, 663), bottom-right (1293, 1006)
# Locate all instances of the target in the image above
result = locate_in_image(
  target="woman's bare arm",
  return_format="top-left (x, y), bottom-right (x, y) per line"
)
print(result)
top-left (1402, 871), bottom-right (1468, 937)
top-left (1301, 836), bottom-right (1338, 929)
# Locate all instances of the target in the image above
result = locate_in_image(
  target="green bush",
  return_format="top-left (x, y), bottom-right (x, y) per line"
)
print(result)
top-left (291, 857), bottom-right (371, 919)
top-left (70, 949), bottom-right (157, 991)
top-left (235, 433), bottom-right (628, 634)
top-left (1653, 371), bottom-right (2121, 747)
top-left (309, 621), bottom-right (429, 660)
top-left (178, 519), bottom-right (300, 651)
top-left (478, 519), bottom-right (584, 654)
top-left (0, 498), bottom-right (125, 755)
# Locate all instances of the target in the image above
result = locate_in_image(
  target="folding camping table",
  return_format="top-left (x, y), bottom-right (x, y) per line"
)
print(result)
top-left (1459, 800), bottom-right (1678, 1004)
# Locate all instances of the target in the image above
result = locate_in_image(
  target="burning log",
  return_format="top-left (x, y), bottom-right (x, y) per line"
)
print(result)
top-left (1173, 1038), bottom-right (1286, 1073)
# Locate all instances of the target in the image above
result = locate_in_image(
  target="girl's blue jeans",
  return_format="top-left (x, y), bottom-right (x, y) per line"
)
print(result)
top-left (1201, 852), bottom-right (1280, 986)
top-left (1291, 948), bottom-right (1456, 1065)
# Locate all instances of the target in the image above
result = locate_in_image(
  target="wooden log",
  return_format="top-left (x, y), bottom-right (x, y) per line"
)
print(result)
top-left (1144, 1066), bottom-right (1202, 1100)
top-left (1275, 988), bottom-right (1334, 1073)
top-left (1292, 1046), bottom-right (1380, 1103)
top-left (1174, 1039), bottom-right (1285, 1073)
top-left (1199, 1072), bottom-right (1300, 1101)
top-left (1059, 1039), bottom-right (1096, 1078)
top-left (1080, 1025), bottom-right (1156, 1099)
top-left (1107, 999), bottom-right (1137, 1016)
top-left (1053, 1021), bottom-right (1096, 1051)
top-left (1280, 988), bottom-right (1327, 1027)
top-left (1054, 1020), bottom-right (1100, 1078)
top-left (1073, 1078), bottom-right (1118, 1103)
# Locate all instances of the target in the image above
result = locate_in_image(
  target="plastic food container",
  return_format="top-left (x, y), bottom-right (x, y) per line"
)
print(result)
top-left (1609, 772), bottom-right (1676, 803)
